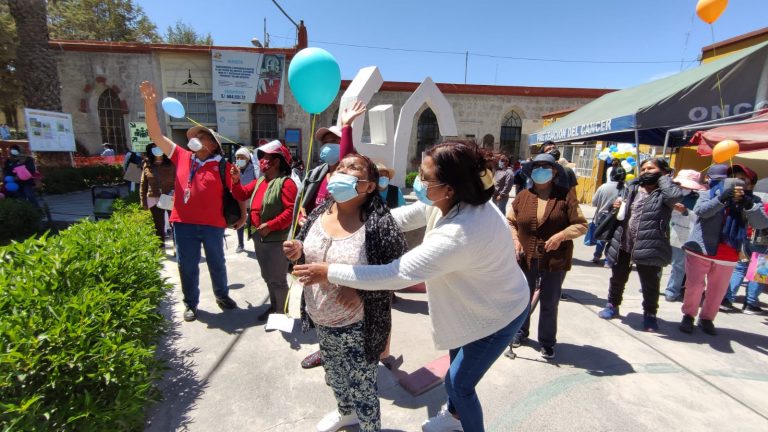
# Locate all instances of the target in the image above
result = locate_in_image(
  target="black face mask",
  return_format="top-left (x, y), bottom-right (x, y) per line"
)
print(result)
top-left (547, 149), bottom-right (561, 160)
top-left (638, 172), bottom-right (663, 186)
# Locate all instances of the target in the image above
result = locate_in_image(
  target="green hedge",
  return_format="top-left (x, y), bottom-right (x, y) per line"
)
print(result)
top-left (42, 165), bottom-right (124, 195)
top-left (405, 171), bottom-right (418, 188)
top-left (0, 199), bottom-right (43, 245)
top-left (0, 203), bottom-right (168, 431)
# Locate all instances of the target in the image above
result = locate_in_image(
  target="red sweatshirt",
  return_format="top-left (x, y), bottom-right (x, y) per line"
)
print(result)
top-left (230, 177), bottom-right (298, 231)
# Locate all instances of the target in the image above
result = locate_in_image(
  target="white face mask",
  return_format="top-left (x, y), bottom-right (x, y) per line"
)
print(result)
top-left (10, 149), bottom-right (19, 156)
top-left (188, 138), bottom-right (203, 152)
top-left (498, 161), bottom-right (505, 169)
top-left (235, 159), bottom-right (248, 169)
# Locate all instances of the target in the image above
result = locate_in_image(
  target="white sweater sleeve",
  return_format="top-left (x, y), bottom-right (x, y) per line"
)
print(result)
top-left (328, 225), bottom-right (467, 291)
top-left (390, 201), bottom-right (429, 232)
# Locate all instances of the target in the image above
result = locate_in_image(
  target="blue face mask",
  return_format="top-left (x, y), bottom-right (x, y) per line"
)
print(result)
top-left (151, 147), bottom-right (163, 157)
top-left (378, 176), bottom-right (390, 189)
top-left (327, 173), bottom-right (365, 203)
top-left (319, 144), bottom-right (340, 165)
top-left (531, 167), bottom-right (554, 184)
top-left (413, 176), bottom-right (446, 206)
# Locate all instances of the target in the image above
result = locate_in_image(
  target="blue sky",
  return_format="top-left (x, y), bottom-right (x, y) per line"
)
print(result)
top-left (137, 0), bottom-right (765, 90)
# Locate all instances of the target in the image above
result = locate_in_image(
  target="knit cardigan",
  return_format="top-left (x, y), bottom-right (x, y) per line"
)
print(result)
top-left (297, 196), bottom-right (408, 363)
top-left (327, 201), bottom-right (530, 350)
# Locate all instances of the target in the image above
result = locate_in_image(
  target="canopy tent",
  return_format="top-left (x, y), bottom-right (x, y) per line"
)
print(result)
top-left (528, 40), bottom-right (768, 147)
top-left (691, 109), bottom-right (768, 155)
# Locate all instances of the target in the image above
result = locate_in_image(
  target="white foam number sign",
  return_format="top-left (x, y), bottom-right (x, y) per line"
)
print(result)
top-left (337, 67), bottom-right (458, 187)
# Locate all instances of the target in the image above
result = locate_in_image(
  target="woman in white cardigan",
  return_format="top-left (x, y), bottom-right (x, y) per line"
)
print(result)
top-left (290, 141), bottom-right (530, 432)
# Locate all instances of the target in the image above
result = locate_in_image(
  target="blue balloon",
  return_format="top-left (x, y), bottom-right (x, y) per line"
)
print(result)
top-left (626, 156), bottom-right (636, 164)
top-left (4, 176), bottom-right (14, 183)
top-left (288, 48), bottom-right (341, 114)
top-left (162, 97), bottom-right (186, 119)
top-left (5, 182), bottom-right (18, 192)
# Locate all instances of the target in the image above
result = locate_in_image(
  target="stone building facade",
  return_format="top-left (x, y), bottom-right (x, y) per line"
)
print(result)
top-left (50, 40), bottom-right (612, 172)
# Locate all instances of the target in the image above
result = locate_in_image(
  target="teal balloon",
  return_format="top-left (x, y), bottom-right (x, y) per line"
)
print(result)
top-left (5, 181), bottom-right (18, 192)
top-left (288, 48), bottom-right (341, 114)
top-left (162, 97), bottom-right (186, 119)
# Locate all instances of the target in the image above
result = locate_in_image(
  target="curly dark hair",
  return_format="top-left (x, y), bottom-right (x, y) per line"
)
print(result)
top-left (425, 140), bottom-right (494, 206)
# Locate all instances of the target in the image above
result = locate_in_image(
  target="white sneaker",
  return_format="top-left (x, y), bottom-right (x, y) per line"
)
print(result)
top-left (316, 409), bottom-right (359, 432)
top-left (421, 406), bottom-right (463, 431)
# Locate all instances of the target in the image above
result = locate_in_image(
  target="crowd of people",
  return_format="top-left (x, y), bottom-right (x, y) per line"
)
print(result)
top-left (136, 80), bottom-right (768, 431)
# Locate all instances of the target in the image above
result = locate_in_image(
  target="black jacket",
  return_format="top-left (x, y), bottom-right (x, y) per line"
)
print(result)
top-left (296, 197), bottom-right (408, 363)
top-left (606, 175), bottom-right (683, 267)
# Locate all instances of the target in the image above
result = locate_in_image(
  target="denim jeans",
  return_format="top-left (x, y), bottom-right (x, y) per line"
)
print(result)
top-left (725, 244), bottom-right (766, 306)
top-left (664, 246), bottom-right (686, 299)
top-left (173, 222), bottom-right (228, 309)
top-left (445, 306), bottom-right (529, 432)
top-left (495, 197), bottom-right (509, 215)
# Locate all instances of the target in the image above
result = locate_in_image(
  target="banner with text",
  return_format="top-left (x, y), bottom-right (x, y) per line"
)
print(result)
top-left (212, 50), bottom-right (262, 102)
top-left (216, 102), bottom-right (251, 146)
top-left (24, 108), bottom-right (76, 152)
top-left (129, 122), bottom-right (151, 153)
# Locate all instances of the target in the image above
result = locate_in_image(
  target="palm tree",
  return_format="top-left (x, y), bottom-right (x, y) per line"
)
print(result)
top-left (7, 0), bottom-right (70, 167)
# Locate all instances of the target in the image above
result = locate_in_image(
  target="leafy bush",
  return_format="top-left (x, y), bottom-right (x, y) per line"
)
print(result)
top-left (0, 199), bottom-right (43, 245)
top-left (405, 171), bottom-right (418, 188)
top-left (0, 203), bottom-right (168, 431)
top-left (42, 165), bottom-right (124, 195)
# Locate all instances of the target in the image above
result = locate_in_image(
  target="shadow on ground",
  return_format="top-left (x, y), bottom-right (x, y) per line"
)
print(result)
top-left (392, 295), bottom-right (429, 315)
top-left (145, 296), bottom-right (208, 431)
top-left (504, 342), bottom-right (635, 377)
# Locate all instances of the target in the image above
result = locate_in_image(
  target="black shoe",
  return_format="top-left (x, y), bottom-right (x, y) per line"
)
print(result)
top-left (183, 306), bottom-right (197, 322)
top-left (698, 318), bottom-right (717, 335)
top-left (510, 331), bottom-right (527, 348)
top-left (540, 346), bottom-right (555, 360)
top-left (215, 296), bottom-right (237, 310)
top-left (679, 315), bottom-right (694, 334)
top-left (743, 303), bottom-right (764, 315)
top-left (719, 299), bottom-right (738, 313)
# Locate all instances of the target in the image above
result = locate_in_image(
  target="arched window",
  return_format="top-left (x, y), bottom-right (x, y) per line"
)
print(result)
top-left (500, 111), bottom-right (522, 157)
top-left (98, 89), bottom-right (126, 152)
top-left (251, 104), bottom-right (278, 143)
top-left (416, 108), bottom-right (440, 158)
top-left (482, 134), bottom-right (494, 149)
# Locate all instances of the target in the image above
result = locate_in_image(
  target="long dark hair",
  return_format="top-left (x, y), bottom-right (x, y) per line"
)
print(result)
top-left (639, 157), bottom-right (672, 174)
top-left (426, 140), bottom-right (494, 206)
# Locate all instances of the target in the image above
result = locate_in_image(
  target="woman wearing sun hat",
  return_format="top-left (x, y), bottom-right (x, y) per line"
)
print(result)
top-left (139, 81), bottom-right (244, 322)
top-left (230, 140), bottom-right (298, 321)
top-left (375, 163), bottom-right (406, 209)
top-left (664, 169), bottom-right (707, 302)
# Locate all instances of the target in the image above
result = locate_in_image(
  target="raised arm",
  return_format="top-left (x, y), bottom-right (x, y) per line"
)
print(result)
top-left (139, 81), bottom-right (176, 157)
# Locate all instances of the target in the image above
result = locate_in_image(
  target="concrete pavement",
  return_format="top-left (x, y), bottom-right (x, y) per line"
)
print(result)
top-left (144, 205), bottom-right (768, 432)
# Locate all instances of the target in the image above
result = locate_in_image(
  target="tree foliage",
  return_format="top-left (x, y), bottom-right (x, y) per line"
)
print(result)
top-left (0, 1), bottom-right (22, 127)
top-left (165, 20), bottom-right (213, 45)
top-left (47, 0), bottom-right (161, 43)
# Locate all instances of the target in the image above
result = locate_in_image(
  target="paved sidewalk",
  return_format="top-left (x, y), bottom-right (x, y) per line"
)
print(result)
top-left (145, 208), bottom-right (768, 432)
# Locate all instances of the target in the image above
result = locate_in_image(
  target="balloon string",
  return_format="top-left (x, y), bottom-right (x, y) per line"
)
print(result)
top-left (710, 25), bottom-right (726, 115)
top-left (283, 113), bottom-right (318, 316)
top-left (185, 116), bottom-right (241, 147)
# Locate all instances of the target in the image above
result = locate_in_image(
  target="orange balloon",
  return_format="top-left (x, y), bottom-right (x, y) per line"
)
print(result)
top-left (696, 0), bottom-right (728, 24)
top-left (712, 139), bottom-right (739, 163)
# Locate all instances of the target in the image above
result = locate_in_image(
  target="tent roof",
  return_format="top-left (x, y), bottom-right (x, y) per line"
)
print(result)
top-left (529, 40), bottom-right (768, 146)
top-left (692, 110), bottom-right (768, 156)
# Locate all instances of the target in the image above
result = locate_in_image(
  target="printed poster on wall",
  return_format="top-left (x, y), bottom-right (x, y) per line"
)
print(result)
top-left (256, 54), bottom-right (286, 105)
top-left (129, 122), bottom-right (151, 153)
top-left (216, 102), bottom-right (251, 146)
top-left (212, 49), bottom-right (262, 102)
top-left (23, 108), bottom-right (76, 152)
